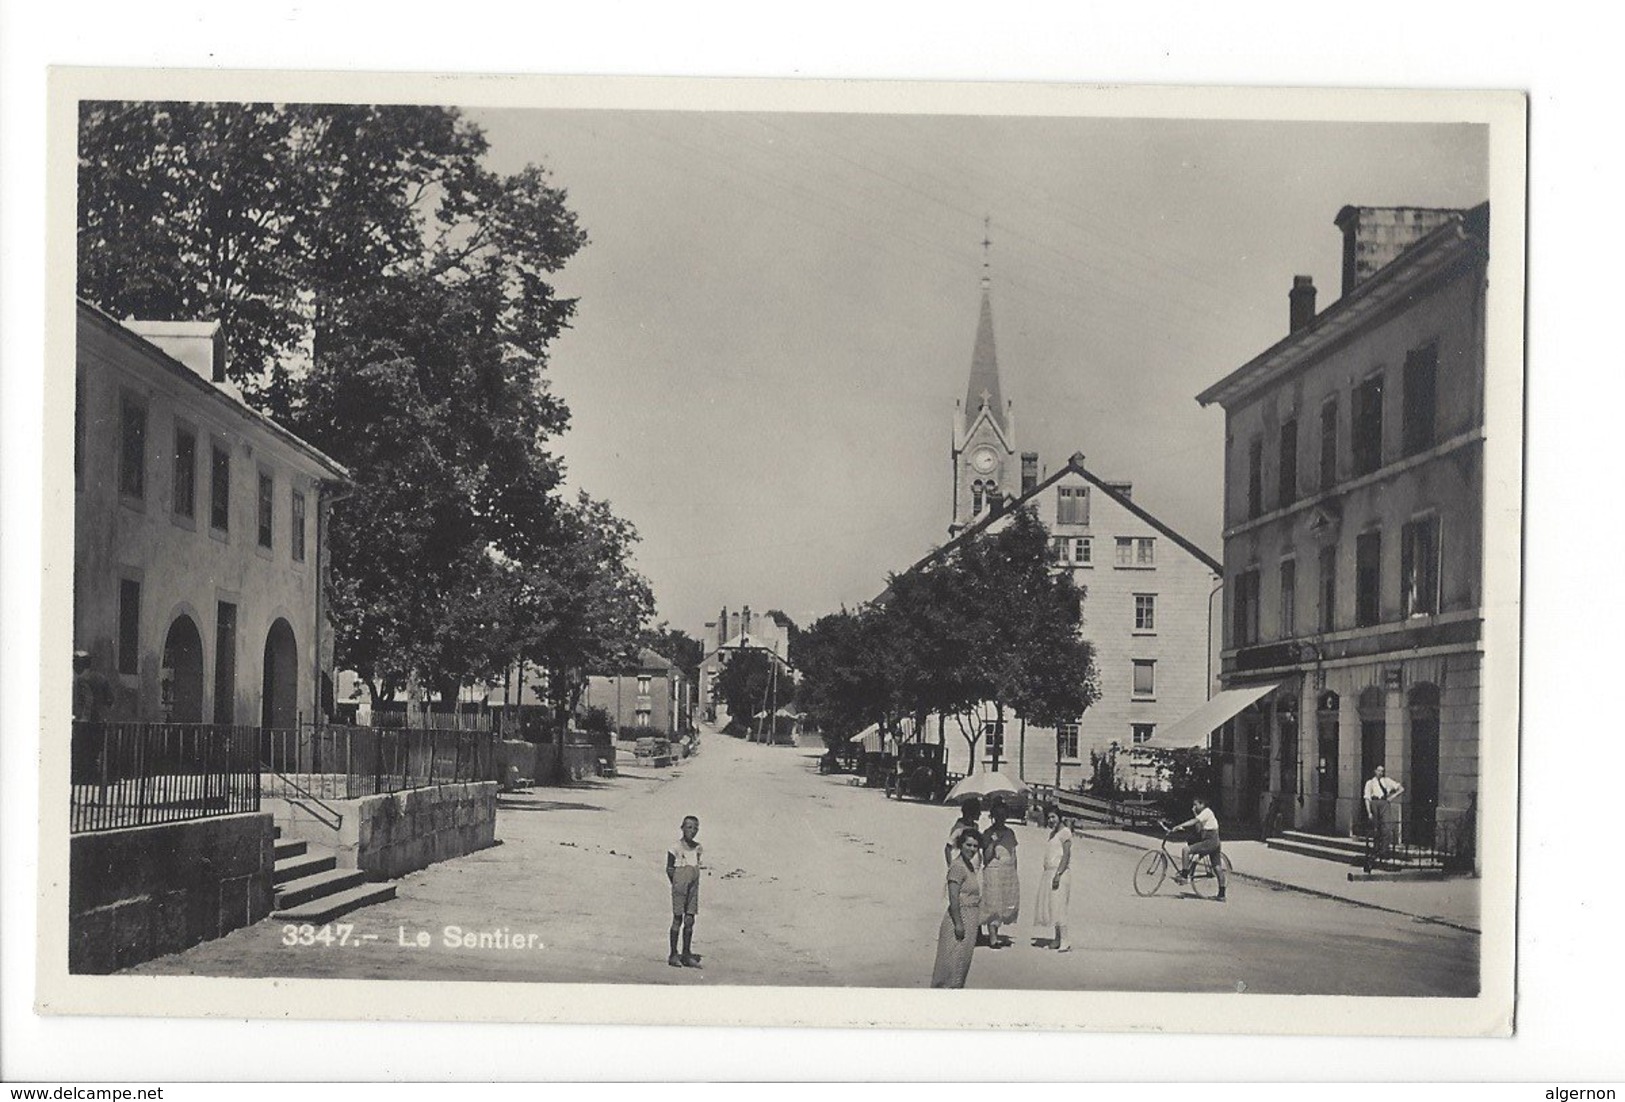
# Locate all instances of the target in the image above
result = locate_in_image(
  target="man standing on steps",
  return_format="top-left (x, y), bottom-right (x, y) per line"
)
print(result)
top-left (1363, 764), bottom-right (1405, 860)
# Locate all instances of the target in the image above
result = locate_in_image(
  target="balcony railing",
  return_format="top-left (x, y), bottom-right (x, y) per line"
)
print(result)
top-left (70, 721), bottom-right (260, 834)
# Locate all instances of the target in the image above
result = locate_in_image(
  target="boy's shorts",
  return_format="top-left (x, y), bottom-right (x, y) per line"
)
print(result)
top-left (671, 865), bottom-right (700, 916)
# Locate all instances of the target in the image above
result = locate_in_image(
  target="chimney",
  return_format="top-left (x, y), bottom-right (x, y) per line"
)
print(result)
top-left (122, 319), bottom-right (228, 383)
top-left (1289, 275), bottom-right (1317, 333)
top-left (1335, 205), bottom-right (1461, 298)
top-left (1021, 452), bottom-right (1040, 494)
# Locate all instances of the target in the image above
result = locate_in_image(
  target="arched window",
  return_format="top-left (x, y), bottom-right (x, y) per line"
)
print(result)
top-left (972, 480), bottom-right (986, 516)
top-left (1358, 685), bottom-right (1387, 790)
top-left (1408, 683), bottom-right (1442, 845)
top-left (1315, 691), bottom-right (1341, 829)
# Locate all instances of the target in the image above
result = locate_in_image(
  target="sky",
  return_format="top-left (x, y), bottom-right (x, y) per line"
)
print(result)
top-left (465, 108), bottom-right (1488, 638)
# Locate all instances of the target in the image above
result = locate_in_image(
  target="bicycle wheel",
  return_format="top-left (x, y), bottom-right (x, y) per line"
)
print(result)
top-left (1133, 851), bottom-right (1168, 896)
top-left (1189, 853), bottom-right (1233, 897)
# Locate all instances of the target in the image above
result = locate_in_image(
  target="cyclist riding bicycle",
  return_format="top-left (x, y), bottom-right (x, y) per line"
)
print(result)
top-left (1169, 796), bottom-right (1227, 902)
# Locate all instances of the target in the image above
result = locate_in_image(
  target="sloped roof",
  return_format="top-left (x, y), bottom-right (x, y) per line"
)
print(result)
top-left (887, 452), bottom-right (1220, 596)
top-left (1196, 202), bottom-right (1488, 409)
top-left (78, 299), bottom-right (351, 483)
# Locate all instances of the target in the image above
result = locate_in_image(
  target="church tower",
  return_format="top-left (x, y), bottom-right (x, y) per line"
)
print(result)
top-left (950, 224), bottom-right (1017, 535)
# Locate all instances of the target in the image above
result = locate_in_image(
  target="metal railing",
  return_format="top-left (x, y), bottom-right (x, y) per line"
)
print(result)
top-left (1028, 782), bottom-right (1165, 828)
top-left (259, 724), bottom-right (499, 803)
top-left (1362, 801), bottom-right (1476, 873)
top-left (70, 721), bottom-right (260, 833)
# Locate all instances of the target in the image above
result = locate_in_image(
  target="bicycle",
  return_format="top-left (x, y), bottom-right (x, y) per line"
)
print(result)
top-left (1132, 820), bottom-right (1234, 898)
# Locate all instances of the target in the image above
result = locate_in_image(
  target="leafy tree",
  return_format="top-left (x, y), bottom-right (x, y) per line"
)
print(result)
top-left (714, 649), bottom-right (775, 736)
top-left (511, 494), bottom-right (656, 728)
top-left (797, 608), bottom-right (894, 749)
top-left (77, 101), bottom-right (654, 707)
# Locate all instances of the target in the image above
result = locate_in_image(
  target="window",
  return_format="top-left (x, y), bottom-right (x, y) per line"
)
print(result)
top-left (291, 490), bottom-right (307, 562)
top-left (982, 719), bottom-right (1005, 758)
top-left (1402, 342), bottom-right (1439, 456)
top-left (1355, 529), bottom-right (1382, 627)
top-left (210, 443), bottom-right (230, 531)
top-left (1352, 372), bottom-right (1384, 477)
top-left (1319, 396), bottom-right (1339, 490)
top-left (117, 578), bottom-right (141, 675)
top-left (1136, 538), bottom-right (1156, 566)
top-left (972, 481), bottom-right (985, 517)
top-left (1050, 537), bottom-right (1069, 564)
top-left (1247, 437), bottom-right (1263, 519)
top-left (173, 427), bottom-right (197, 519)
top-left (1132, 659), bottom-right (1156, 698)
top-left (1279, 559), bottom-right (1297, 638)
top-left (1056, 721), bottom-right (1080, 760)
top-left (1115, 537), bottom-right (1134, 566)
top-left (1134, 593), bottom-right (1156, 632)
top-left (1072, 537), bottom-right (1092, 565)
top-left (257, 472), bottom-right (274, 549)
top-left (1318, 544), bottom-right (1337, 632)
top-left (1232, 569), bottom-right (1261, 647)
top-left (637, 675), bottom-right (652, 695)
top-left (214, 601), bottom-right (237, 724)
top-left (1056, 485), bottom-right (1090, 526)
top-left (1401, 515), bottom-right (1441, 617)
top-left (1132, 723), bottom-right (1155, 745)
top-left (1279, 418), bottom-right (1298, 506)
top-left (635, 708), bottom-right (652, 727)
top-left (119, 394), bottom-right (147, 499)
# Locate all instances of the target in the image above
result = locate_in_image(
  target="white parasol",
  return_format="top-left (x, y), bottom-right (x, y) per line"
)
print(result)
top-left (945, 769), bottom-right (1026, 804)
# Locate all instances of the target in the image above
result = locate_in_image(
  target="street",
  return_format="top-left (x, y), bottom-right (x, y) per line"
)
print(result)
top-left (131, 732), bottom-right (1478, 995)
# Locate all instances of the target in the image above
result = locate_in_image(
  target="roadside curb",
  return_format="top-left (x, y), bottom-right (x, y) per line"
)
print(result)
top-left (1078, 828), bottom-right (1482, 936)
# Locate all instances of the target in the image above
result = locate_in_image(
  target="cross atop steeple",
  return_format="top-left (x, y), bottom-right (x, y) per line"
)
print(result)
top-left (980, 215), bottom-right (992, 291)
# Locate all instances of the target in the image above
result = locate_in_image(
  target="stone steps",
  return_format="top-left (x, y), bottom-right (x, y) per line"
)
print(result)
top-left (274, 867), bottom-right (369, 910)
top-left (273, 849), bottom-right (338, 884)
top-left (272, 882), bottom-right (398, 923)
top-left (274, 837), bottom-right (308, 861)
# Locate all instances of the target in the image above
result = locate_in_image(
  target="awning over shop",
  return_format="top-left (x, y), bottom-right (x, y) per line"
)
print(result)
top-left (847, 723), bottom-right (883, 753)
top-left (1137, 682), bottom-right (1282, 750)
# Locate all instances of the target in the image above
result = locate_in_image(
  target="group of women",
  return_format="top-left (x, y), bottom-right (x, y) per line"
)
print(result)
top-left (930, 796), bottom-right (1074, 989)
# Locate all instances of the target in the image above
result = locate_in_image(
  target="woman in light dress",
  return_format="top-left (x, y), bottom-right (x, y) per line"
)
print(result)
top-left (931, 829), bottom-right (983, 988)
top-left (1034, 809), bottom-right (1073, 952)
top-left (979, 800), bottom-right (1020, 949)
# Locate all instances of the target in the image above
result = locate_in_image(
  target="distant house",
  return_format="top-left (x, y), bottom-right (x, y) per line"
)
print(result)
top-left (583, 648), bottom-right (693, 737)
top-left (73, 300), bottom-right (350, 728)
top-left (696, 605), bottom-right (792, 726)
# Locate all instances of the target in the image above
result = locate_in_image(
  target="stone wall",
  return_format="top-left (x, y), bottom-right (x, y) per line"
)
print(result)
top-left (333, 782), bottom-right (498, 880)
top-left (70, 811), bottom-right (275, 973)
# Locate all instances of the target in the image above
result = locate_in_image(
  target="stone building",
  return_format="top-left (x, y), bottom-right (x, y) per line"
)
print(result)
top-left (73, 300), bottom-right (350, 728)
top-left (1194, 204), bottom-right (1488, 855)
top-left (696, 605), bottom-right (792, 725)
top-left (583, 647), bottom-right (693, 737)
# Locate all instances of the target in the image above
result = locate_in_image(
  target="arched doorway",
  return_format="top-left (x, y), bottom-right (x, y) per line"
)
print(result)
top-left (1358, 686), bottom-right (1388, 835)
top-left (160, 615), bottom-right (204, 723)
top-left (1408, 684), bottom-right (1441, 846)
top-left (261, 619), bottom-right (299, 731)
top-left (1315, 691), bottom-right (1340, 831)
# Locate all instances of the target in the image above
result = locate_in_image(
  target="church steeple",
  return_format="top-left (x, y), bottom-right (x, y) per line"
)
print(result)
top-left (964, 218), bottom-right (1006, 434)
top-left (950, 218), bottom-right (1016, 535)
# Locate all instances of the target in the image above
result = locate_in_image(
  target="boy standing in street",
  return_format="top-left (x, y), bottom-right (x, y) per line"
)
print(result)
top-left (667, 814), bottom-right (704, 968)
